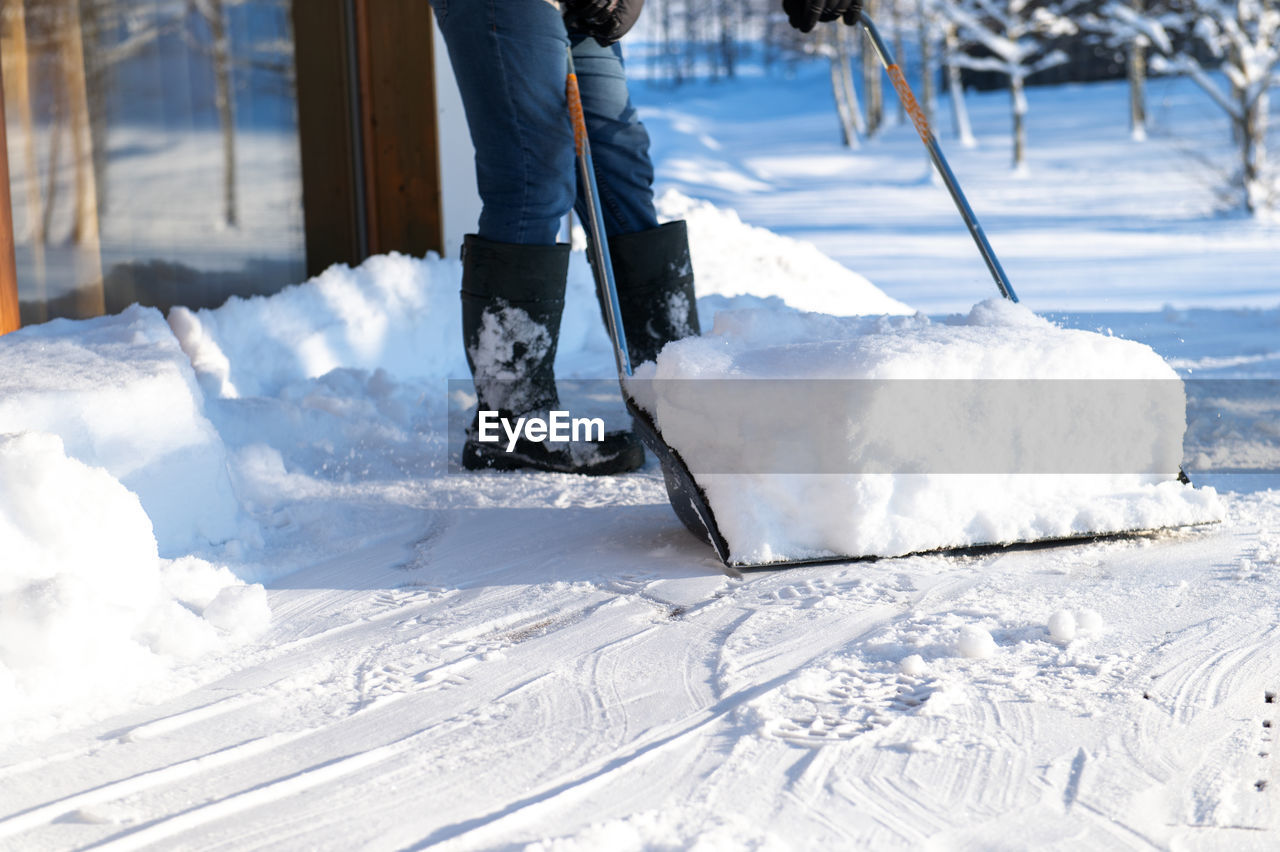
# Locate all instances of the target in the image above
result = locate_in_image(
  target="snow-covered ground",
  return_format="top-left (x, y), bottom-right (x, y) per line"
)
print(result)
top-left (1, 57), bottom-right (1279, 850)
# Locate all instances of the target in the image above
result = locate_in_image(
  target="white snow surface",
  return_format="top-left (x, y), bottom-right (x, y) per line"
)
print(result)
top-left (1, 62), bottom-right (1279, 851)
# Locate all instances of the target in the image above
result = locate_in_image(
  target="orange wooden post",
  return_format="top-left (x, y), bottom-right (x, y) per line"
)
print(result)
top-left (0, 57), bottom-right (20, 335)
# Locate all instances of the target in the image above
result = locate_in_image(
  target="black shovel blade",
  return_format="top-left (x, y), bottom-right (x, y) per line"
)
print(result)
top-left (623, 393), bottom-right (1215, 575)
top-left (624, 392), bottom-right (735, 568)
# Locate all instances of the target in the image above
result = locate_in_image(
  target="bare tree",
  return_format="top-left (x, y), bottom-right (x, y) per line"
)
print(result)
top-left (823, 25), bottom-right (867, 146)
top-left (189, 0), bottom-right (237, 227)
top-left (862, 0), bottom-right (885, 135)
top-left (16, 0), bottom-right (106, 314)
top-left (3, 0), bottom-right (47, 314)
top-left (1100, 0), bottom-right (1279, 212)
top-left (1125, 0), bottom-right (1147, 140)
top-left (937, 0), bottom-right (1086, 170)
top-left (942, 21), bottom-right (977, 146)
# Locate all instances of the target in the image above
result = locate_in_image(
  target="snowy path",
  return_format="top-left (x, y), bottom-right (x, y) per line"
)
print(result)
top-left (4, 482), bottom-right (1277, 849)
top-left (639, 71), bottom-right (1280, 314)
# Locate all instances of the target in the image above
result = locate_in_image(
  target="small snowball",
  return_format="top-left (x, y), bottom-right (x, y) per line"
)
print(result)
top-left (1076, 609), bottom-right (1104, 635)
top-left (900, 654), bottom-right (927, 677)
top-left (1048, 610), bottom-right (1077, 642)
top-left (955, 625), bottom-right (997, 660)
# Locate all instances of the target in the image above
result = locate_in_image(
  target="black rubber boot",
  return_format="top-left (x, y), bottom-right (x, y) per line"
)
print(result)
top-left (460, 234), bottom-right (644, 475)
top-left (607, 220), bottom-right (702, 366)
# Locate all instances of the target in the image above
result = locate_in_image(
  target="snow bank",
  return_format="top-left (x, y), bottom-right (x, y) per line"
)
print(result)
top-left (633, 299), bottom-right (1226, 563)
top-left (0, 306), bottom-right (247, 555)
top-left (167, 250), bottom-right (628, 397)
top-left (172, 197), bottom-right (910, 404)
top-left (0, 432), bottom-right (267, 739)
top-left (656, 189), bottom-right (913, 317)
top-left (168, 253), bottom-right (471, 399)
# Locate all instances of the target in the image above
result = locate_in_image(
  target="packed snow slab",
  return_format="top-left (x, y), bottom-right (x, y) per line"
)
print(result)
top-left (631, 299), bottom-right (1226, 564)
top-left (0, 306), bottom-right (246, 555)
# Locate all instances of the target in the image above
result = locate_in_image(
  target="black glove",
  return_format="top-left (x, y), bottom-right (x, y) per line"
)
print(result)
top-left (782, 0), bottom-right (862, 33)
top-left (563, 0), bottom-right (645, 47)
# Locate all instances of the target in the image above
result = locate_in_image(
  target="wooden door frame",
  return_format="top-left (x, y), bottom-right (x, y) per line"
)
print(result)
top-left (0, 58), bottom-right (19, 336)
top-left (294, 0), bottom-right (444, 279)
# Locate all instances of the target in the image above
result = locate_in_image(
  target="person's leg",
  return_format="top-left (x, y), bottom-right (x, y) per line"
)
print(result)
top-left (432, 1), bottom-right (642, 473)
top-left (569, 37), bottom-right (699, 365)
top-left (433, 0), bottom-right (575, 246)
top-left (568, 36), bottom-right (658, 238)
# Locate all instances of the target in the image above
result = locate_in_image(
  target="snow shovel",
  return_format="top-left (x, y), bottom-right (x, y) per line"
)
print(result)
top-left (567, 50), bottom-right (738, 568)
top-left (565, 21), bottom-right (1203, 574)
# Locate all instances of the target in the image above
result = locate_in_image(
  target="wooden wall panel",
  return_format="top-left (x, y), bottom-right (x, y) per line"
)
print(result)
top-left (355, 0), bottom-right (443, 258)
top-left (293, 0), bottom-right (363, 277)
top-left (294, 0), bottom-right (444, 276)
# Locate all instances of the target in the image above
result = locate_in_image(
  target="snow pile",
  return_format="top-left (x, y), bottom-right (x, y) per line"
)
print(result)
top-left (0, 432), bottom-right (267, 738)
top-left (168, 248), bottom-right (635, 398)
top-left (168, 252), bottom-right (472, 399)
top-left (0, 306), bottom-right (248, 555)
top-left (172, 197), bottom-right (910, 407)
top-left (634, 299), bottom-right (1226, 563)
top-left (655, 189), bottom-right (913, 317)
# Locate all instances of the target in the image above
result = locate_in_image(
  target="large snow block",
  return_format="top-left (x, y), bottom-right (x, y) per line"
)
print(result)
top-left (0, 306), bottom-right (245, 555)
top-left (632, 300), bottom-right (1225, 564)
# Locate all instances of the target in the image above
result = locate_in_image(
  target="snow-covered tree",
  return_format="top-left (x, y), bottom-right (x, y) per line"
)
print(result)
top-left (916, 0), bottom-right (943, 133)
top-left (938, 0), bottom-right (1091, 169)
top-left (821, 25), bottom-right (867, 147)
top-left (1099, 0), bottom-right (1280, 212)
top-left (1124, 0), bottom-right (1149, 140)
top-left (862, 0), bottom-right (886, 135)
top-left (943, 20), bottom-right (979, 145)
top-left (913, 0), bottom-right (977, 147)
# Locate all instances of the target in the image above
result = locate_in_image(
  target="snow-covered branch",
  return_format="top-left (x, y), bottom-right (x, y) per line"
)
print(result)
top-left (936, 0), bottom-right (1089, 168)
top-left (1095, 0), bottom-right (1279, 212)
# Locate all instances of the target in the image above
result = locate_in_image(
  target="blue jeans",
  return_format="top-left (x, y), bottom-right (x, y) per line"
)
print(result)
top-left (431, 0), bottom-right (659, 246)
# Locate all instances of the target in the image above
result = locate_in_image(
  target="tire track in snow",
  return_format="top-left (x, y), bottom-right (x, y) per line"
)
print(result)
top-left (1149, 623), bottom-right (1280, 723)
top-left (60, 664), bottom-right (560, 852)
top-left (84, 734), bottom-right (422, 851)
top-left (0, 693), bottom-right (280, 813)
top-left (405, 597), bottom-right (908, 850)
top-left (0, 731), bottom-right (315, 842)
top-left (1, 589), bottom-right (619, 848)
top-left (1115, 631), bottom-right (1280, 833)
top-left (437, 565), bottom-right (943, 848)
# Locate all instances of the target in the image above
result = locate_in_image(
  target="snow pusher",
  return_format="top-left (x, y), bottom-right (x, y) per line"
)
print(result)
top-left (565, 15), bottom-right (1222, 573)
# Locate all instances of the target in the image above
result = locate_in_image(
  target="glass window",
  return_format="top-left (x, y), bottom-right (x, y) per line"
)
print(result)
top-left (2, 0), bottom-right (306, 325)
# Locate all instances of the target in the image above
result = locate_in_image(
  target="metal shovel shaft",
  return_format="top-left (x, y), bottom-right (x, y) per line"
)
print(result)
top-left (859, 13), bottom-right (1019, 303)
top-left (566, 51), bottom-right (634, 377)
